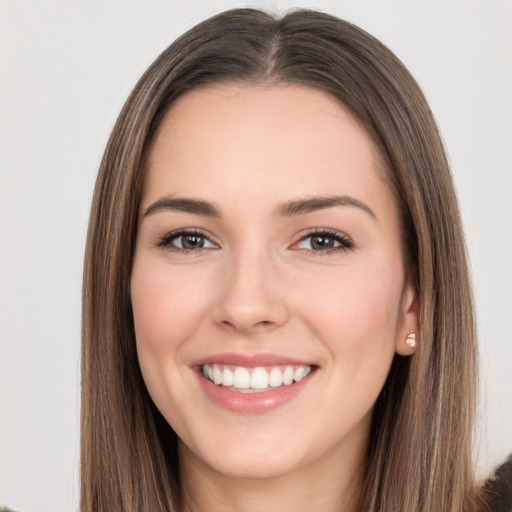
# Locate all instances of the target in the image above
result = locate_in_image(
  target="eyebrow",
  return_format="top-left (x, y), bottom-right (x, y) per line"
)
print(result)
top-left (144, 196), bottom-right (221, 217)
top-left (143, 194), bottom-right (375, 219)
top-left (276, 195), bottom-right (376, 219)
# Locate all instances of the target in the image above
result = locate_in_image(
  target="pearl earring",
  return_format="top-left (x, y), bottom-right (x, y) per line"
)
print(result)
top-left (405, 333), bottom-right (416, 347)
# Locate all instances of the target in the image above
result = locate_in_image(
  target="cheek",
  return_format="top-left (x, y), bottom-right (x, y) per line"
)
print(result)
top-left (298, 266), bottom-right (402, 423)
top-left (130, 261), bottom-right (221, 440)
top-left (131, 262), bottom-right (208, 356)
top-left (300, 264), bottom-right (403, 346)
top-left (130, 259), bottom-right (215, 415)
top-left (296, 260), bottom-right (404, 405)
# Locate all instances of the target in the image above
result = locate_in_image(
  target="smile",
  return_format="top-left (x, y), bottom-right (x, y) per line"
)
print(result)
top-left (202, 364), bottom-right (313, 392)
top-left (194, 355), bottom-right (318, 413)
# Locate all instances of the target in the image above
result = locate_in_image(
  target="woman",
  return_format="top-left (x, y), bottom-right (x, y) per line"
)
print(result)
top-left (81, 8), bottom-right (510, 512)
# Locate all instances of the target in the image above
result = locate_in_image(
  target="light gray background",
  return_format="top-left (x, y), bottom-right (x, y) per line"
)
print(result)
top-left (1, 1), bottom-right (511, 511)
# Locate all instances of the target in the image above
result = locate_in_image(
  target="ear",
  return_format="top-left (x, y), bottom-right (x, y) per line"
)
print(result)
top-left (395, 274), bottom-right (420, 356)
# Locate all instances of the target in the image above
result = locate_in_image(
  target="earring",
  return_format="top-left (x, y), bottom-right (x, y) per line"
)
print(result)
top-left (405, 333), bottom-right (416, 347)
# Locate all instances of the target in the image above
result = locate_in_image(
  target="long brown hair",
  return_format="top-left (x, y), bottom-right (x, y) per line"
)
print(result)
top-left (82, 8), bottom-right (479, 511)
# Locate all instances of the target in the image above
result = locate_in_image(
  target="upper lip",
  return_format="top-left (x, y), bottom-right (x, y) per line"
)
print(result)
top-left (191, 352), bottom-right (316, 368)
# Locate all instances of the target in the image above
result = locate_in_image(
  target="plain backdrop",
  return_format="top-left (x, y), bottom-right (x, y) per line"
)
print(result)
top-left (1, 1), bottom-right (511, 511)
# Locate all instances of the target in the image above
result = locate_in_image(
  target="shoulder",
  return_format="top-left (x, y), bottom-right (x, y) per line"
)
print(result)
top-left (480, 454), bottom-right (512, 512)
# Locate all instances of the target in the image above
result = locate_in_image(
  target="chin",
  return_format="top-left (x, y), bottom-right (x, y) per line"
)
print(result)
top-left (180, 431), bottom-right (308, 480)
top-left (210, 452), bottom-right (303, 480)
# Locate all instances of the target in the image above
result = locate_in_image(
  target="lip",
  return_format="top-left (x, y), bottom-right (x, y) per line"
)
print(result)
top-left (192, 352), bottom-right (318, 414)
top-left (191, 352), bottom-right (315, 368)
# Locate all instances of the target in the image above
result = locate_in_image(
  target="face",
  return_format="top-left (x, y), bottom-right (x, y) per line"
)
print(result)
top-left (131, 84), bottom-right (418, 481)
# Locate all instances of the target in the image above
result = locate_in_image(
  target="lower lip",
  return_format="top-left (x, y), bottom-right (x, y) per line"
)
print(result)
top-left (195, 368), bottom-right (316, 414)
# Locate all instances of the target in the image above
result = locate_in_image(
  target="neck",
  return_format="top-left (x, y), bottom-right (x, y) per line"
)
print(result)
top-left (179, 440), bottom-right (365, 512)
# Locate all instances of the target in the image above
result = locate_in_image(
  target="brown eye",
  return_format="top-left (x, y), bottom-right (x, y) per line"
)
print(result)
top-left (175, 234), bottom-right (205, 249)
top-left (295, 230), bottom-right (353, 253)
top-left (156, 230), bottom-right (216, 251)
top-left (310, 235), bottom-right (336, 250)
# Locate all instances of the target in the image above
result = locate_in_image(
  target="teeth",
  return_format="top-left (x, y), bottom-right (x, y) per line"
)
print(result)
top-left (269, 367), bottom-right (283, 387)
top-left (202, 363), bottom-right (313, 391)
top-left (250, 368), bottom-right (269, 389)
top-left (212, 365), bottom-right (222, 385)
top-left (283, 366), bottom-right (294, 385)
top-left (222, 367), bottom-right (234, 387)
top-left (233, 367), bottom-right (251, 389)
top-left (294, 367), bottom-right (306, 382)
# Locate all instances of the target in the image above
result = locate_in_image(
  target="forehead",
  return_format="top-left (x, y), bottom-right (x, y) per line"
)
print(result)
top-left (143, 83), bottom-right (392, 211)
top-left (149, 84), bottom-right (375, 157)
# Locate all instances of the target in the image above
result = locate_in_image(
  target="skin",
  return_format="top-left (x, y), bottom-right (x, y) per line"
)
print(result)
top-left (131, 84), bottom-right (419, 512)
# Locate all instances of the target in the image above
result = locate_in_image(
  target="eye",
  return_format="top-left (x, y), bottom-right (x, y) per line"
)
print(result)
top-left (294, 230), bottom-right (353, 253)
top-left (156, 230), bottom-right (217, 252)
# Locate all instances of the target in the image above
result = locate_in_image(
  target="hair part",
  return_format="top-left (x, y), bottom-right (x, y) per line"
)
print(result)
top-left (82, 8), bottom-right (480, 511)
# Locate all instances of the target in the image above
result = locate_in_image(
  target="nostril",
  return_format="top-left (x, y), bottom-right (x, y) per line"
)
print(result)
top-left (220, 318), bottom-right (274, 333)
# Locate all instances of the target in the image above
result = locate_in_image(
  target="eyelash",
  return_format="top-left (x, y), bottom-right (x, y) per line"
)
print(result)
top-left (293, 229), bottom-right (354, 254)
top-left (154, 228), bottom-right (354, 254)
top-left (154, 229), bottom-right (215, 253)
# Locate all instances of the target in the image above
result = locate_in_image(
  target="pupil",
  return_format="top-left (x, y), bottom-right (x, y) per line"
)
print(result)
top-left (183, 235), bottom-right (203, 249)
top-left (311, 236), bottom-right (334, 250)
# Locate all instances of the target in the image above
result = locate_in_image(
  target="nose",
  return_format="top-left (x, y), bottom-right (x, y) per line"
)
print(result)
top-left (212, 248), bottom-right (290, 335)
